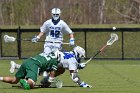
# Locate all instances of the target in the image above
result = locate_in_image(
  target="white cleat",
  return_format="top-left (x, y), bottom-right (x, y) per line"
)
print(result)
top-left (80, 82), bottom-right (92, 88)
top-left (10, 61), bottom-right (16, 73)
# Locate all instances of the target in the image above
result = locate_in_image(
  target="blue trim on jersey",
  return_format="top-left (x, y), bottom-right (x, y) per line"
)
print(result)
top-left (63, 52), bottom-right (81, 63)
top-left (63, 52), bottom-right (74, 59)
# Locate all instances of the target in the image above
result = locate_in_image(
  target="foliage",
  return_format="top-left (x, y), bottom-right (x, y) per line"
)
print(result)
top-left (0, 0), bottom-right (140, 25)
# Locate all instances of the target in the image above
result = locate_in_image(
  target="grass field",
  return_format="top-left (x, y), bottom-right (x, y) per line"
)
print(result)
top-left (0, 60), bottom-right (140, 93)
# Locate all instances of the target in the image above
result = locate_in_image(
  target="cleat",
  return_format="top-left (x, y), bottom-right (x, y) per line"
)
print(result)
top-left (10, 61), bottom-right (16, 73)
top-left (80, 82), bottom-right (92, 88)
top-left (20, 79), bottom-right (30, 90)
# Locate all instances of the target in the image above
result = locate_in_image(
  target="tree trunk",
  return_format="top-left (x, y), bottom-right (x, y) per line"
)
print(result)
top-left (99, 0), bottom-right (106, 24)
top-left (0, 3), bottom-right (4, 25)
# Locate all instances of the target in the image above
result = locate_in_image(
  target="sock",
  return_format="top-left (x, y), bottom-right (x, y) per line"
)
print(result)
top-left (0, 77), bottom-right (3, 81)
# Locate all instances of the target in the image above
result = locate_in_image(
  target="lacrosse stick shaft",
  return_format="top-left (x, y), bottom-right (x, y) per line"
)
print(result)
top-left (85, 33), bottom-right (118, 64)
top-left (100, 44), bottom-right (107, 51)
top-left (12, 84), bottom-right (42, 87)
top-left (17, 39), bottom-right (70, 44)
top-left (85, 44), bottom-right (108, 64)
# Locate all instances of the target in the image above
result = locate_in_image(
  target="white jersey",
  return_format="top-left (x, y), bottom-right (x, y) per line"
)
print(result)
top-left (40, 19), bottom-right (73, 42)
top-left (59, 52), bottom-right (78, 71)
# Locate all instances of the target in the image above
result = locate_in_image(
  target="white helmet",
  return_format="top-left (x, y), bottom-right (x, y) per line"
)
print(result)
top-left (51, 8), bottom-right (61, 20)
top-left (73, 46), bottom-right (85, 58)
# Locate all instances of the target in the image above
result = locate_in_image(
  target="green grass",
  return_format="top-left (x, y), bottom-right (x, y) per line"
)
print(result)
top-left (0, 60), bottom-right (140, 93)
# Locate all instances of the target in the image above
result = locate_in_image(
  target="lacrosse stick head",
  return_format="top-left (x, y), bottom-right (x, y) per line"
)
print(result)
top-left (4, 35), bottom-right (16, 43)
top-left (50, 79), bottom-right (63, 88)
top-left (107, 33), bottom-right (118, 45)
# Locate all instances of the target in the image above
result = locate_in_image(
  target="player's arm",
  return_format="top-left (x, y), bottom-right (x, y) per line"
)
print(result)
top-left (32, 21), bottom-right (48, 43)
top-left (48, 58), bottom-right (58, 82)
top-left (62, 21), bottom-right (75, 45)
top-left (48, 70), bottom-right (56, 82)
top-left (31, 31), bottom-right (44, 43)
top-left (37, 32), bottom-right (44, 39)
top-left (69, 33), bottom-right (75, 45)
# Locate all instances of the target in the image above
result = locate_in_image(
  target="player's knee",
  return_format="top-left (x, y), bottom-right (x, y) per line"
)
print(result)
top-left (11, 77), bottom-right (19, 84)
top-left (72, 77), bottom-right (79, 82)
top-left (71, 73), bottom-right (80, 83)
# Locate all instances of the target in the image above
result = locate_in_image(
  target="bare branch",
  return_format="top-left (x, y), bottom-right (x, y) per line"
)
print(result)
top-left (133, 0), bottom-right (140, 4)
top-left (112, 8), bottom-right (139, 22)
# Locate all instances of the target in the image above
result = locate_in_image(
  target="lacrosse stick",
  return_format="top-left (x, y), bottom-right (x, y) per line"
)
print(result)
top-left (12, 79), bottom-right (63, 88)
top-left (12, 84), bottom-right (42, 88)
top-left (85, 33), bottom-right (118, 64)
top-left (4, 35), bottom-right (16, 43)
top-left (3, 35), bottom-right (69, 45)
top-left (50, 79), bottom-right (63, 88)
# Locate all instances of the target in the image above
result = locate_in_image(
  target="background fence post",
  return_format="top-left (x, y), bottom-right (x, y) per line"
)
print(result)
top-left (84, 30), bottom-right (87, 58)
top-left (121, 31), bottom-right (124, 60)
top-left (17, 26), bottom-right (21, 59)
top-left (0, 28), bottom-right (1, 58)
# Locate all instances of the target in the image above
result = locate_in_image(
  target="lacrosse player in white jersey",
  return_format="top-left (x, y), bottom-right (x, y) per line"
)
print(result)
top-left (32, 8), bottom-right (74, 55)
top-left (9, 46), bottom-right (92, 88)
top-left (41, 46), bottom-right (92, 88)
top-left (31, 8), bottom-right (74, 76)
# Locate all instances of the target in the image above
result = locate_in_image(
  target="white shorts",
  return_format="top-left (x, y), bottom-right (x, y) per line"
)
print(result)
top-left (43, 42), bottom-right (62, 55)
top-left (60, 58), bottom-right (78, 71)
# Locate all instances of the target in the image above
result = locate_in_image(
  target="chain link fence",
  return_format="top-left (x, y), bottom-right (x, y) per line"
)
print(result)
top-left (0, 27), bottom-right (140, 60)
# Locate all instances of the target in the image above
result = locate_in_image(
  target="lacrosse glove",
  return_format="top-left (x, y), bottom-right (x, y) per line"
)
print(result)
top-left (80, 82), bottom-right (92, 88)
top-left (78, 63), bottom-right (86, 69)
top-left (31, 35), bottom-right (40, 43)
top-left (69, 38), bottom-right (75, 45)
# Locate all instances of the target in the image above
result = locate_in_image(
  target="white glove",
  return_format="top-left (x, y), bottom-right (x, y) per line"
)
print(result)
top-left (31, 35), bottom-right (40, 43)
top-left (80, 82), bottom-right (92, 88)
top-left (69, 38), bottom-right (75, 45)
top-left (48, 76), bottom-right (55, 82)
top-left (78, 63), bottom-right (86, 69)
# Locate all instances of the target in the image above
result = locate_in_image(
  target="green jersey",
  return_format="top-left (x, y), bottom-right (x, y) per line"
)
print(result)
top-left (30, 53), bottom-right (59, 71)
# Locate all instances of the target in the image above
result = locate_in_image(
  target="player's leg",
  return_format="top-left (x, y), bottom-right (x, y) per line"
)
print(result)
top-left (68, 62), bottom-right (92, 88)
top-left (43, 43), bottom-right (52, 55)
top-left (0, 76), bottom-right (19, 84)
top-left (70, 70), bottom-right (92, 88)
top-left (21, 60), bottom-right (38, 89)
top-left (51, 43), bottom-right (62, 52)
top-left (15, 59), bottom-right (38, 89)
top-left (19, 78), bottom-right (36, 90)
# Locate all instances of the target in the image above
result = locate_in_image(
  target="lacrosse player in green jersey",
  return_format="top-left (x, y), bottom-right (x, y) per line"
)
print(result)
top-left (0, 51), bottom-right (60, 90)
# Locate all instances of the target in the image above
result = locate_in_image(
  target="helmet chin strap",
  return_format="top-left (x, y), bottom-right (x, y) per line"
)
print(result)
top-left (52, 17), bottom-right (60, 25)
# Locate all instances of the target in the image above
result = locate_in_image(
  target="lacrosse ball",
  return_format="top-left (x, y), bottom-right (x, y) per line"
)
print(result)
top-left (112, 27), bottom-right (116, 30)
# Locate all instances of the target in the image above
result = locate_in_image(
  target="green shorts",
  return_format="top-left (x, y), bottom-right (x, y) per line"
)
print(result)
top-left (15, 58), bottom-right (39, 82)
